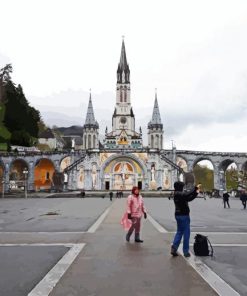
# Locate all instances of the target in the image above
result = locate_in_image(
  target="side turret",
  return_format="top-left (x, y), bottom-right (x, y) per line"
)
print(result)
top-left (82, 92), bottom-right (99, 149)
top-left (148, 90), bottom-right (164, 149)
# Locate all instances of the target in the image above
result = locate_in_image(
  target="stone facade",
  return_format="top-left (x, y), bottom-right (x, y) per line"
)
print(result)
top-left (1, 149), bottom-right (247, 192)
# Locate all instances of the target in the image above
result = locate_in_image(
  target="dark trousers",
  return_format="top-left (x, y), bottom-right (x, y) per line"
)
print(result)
top-left (126, 217), bottom-right (141, 239)
top-left (242, 200), bottom-right (246, 209)
top-left (224, 200), bottom-right (230, 208)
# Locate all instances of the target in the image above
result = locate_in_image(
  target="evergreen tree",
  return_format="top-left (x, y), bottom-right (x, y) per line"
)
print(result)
top-left (1, 67), bottom-right (42, 147)
top-left (0, 64), bottom-right (12, 103)
top-left (0, 64), bottom-right (12, 149)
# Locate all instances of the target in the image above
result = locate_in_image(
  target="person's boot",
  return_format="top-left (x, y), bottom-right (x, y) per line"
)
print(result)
top-left (170, 246), bottom-right (178, 257)
top-left (126, 232), bottom-right (131, 242)
top-left (135, 233), bottom-right (143, 243)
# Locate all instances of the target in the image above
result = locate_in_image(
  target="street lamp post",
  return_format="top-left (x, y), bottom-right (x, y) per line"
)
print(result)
top-left (1, 178), bottom-right (4, 199)
top-left (23, 168), bottom-right (29, 198)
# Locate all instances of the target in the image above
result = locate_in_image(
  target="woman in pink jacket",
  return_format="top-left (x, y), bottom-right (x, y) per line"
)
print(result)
top-left (126, 186), bottom-right (147, 243)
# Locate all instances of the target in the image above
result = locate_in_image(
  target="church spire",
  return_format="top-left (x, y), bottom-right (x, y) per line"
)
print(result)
top-left (83, 90), bottom-right (99, 150)
top-left (150, 89), bottom-right (162, 125)
top-left (148, 89), bottom-right (164, 150)
top-left (117, 37), bottom-right (130, 83)
top-left (85, 90), bottom-right (98, 127)
top-left (119, 37), bottom-right (128, 70)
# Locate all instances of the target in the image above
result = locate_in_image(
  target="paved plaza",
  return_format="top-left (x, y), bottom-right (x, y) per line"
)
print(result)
top-left (0, 196), bottom-right (246, 296)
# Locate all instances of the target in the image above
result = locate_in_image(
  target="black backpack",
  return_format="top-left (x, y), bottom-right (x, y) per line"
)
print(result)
top-left (193, 234), bottom-right (214, 257)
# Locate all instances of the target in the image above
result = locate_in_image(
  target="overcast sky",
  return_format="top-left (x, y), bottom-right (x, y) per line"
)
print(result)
top-left (1, 0), bottom-right (247, 152)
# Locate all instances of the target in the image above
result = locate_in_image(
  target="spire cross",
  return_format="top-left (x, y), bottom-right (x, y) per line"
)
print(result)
top-left (122, 35), bottom-right (125, 40)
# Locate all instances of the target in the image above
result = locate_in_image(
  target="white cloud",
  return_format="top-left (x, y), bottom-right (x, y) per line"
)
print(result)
top-left (1, 0), bottom-right (247, 152)
top-left (173, 119), bottom-right (247, 152)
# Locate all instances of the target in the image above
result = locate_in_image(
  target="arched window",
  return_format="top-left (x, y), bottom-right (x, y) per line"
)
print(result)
top-left (120, 86), bottom-right (123, 102)
top-left (124, 90), bottom-right (127, 102)
top-left (151, 135), bottom-right (154, 148)
top-left (93, 135), bottom-right (96, 148)
top-left (84, 135), bottom-right (87, 149)
top-left (88, 135), bottom-right (91, 149)
top-left (156, 135), bottom-right (159, 148)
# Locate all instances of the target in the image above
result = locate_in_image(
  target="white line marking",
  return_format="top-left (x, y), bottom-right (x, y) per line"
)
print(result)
top-left (147, 215), bottom-right (168, 233)
top-left (211, 244), bottom-right (247, 247)
top-left (1, 230), bottom-right (246, 235)
top-left (0, 232), bottom-right (85, 234)
top-left (87, 205), bottom-right (112, 233)
top-left (147, 216), bottom-right (240, 296)
top-left (189, 243), bottom-right (247, 247)
top-left (0, 243), bottom-right (74, 247)
top-left (214, 226), bottom-right (247, 228)
top-left (28, 243), bottom-right (85, 296)
top-left (178, 245), bottom-right (240, 296)
top-left (167, 231), bottom-right (247, 235)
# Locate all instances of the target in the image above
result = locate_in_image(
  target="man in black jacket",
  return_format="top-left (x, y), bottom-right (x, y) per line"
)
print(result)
top-left (240, 190), bottom-right (247, 209)
top-left (223, 191), bottom-right (230, 208)
top-left (171, 181), bottom-right (200, 257)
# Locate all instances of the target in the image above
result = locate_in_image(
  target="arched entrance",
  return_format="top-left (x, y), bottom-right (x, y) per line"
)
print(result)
top-left (60, 156), bottom-right (71, 172)
top-left (192, 159), bottom-right (214, 192)
top-left (34, 158), bottom-right (55, 191)
top-left (219, 159), bottom-right (238, 192)
top-left (177, 156), bottom-right (188, 172)
top-left (102, 156), bottom-right (146, 190)
top-left (225, 162), bottom-right (238, 191)
top-left (177, 156), bottom-right (188, 183)
top-left (112, 161), bottom-right (135, 190)
top-left (9, 159), bottom-right (29, 191)
top-left (77, 166), bottom-right (85, 189)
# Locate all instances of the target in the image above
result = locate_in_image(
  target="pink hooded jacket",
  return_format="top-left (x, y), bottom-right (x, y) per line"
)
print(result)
top-left (127, 194), bottom-right (146, 218)
top-left (121, 193), bottom-right (146, 231)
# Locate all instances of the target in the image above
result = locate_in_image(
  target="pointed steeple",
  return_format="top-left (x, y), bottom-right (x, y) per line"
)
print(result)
top-left (117, 37), bottom-right (130, 83)
top-left (119, 38), bottom-right (128, 70)
top-left (148, 89), bottom-right (164, 149)
top-left (150, 89), bottom-right (162, 124)
top-left (85, 91), bottom-right (98, 127)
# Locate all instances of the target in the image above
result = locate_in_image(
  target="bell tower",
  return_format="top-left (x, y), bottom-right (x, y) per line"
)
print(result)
top-left (148, 90), bottom-right (164, 149)
top-left (112, 37), bottom-right (135, 134)
top-left (82, 91), bottom-right (99, 149)
top-left (104, 38), bottom-right (142, 149)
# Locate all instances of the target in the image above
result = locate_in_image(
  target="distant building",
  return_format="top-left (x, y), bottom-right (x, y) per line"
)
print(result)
top-left (39, 128), bottom-right (65, 150)
top-left (62, 135), bottom-right (83, 150)
top-left (73, 39), bottom-right (170, 190)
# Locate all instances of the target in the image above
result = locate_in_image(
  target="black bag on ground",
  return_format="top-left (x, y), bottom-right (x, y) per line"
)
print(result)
top-left (193, 234), bottom-right (213, 256)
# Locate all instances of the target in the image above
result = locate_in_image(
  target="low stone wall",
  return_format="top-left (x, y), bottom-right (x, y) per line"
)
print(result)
top-left (1, 190), bottom-right (173, 198)
top-left (65, 190), bottom-right (172, 198)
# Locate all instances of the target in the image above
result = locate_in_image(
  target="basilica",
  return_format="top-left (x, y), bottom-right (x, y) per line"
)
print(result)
top-left (2, 40), bottom-right (244, 194)
top-left (72, 39), bottom-right (177, 191)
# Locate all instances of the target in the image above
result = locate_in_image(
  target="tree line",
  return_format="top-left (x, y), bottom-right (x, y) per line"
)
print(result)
top-left (194, 164), bottom-right (239, 192)
top-left (0, 64), bottom-right (45, 149)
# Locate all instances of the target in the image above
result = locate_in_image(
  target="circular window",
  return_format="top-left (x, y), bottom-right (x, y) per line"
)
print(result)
top-left (120, 117), bottom-right (127, 124)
